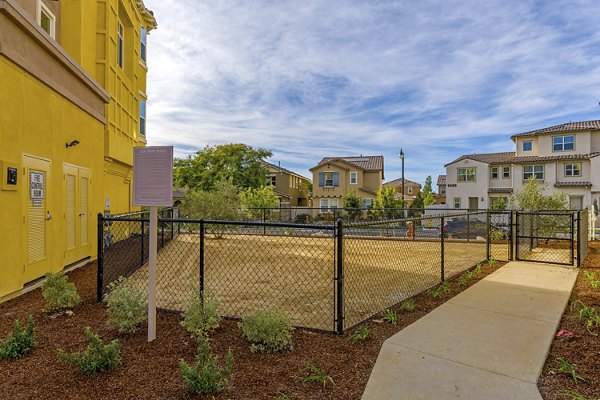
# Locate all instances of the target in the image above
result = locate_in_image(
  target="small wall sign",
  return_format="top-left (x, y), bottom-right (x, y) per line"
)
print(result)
top-left (30, 172), bottom-right (44, 199)
top-left (7, 167), bottom-right (17, 185)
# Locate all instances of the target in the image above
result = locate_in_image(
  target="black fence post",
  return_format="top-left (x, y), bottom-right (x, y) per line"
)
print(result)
top-left (467, 212), bottom-right (470, 242)
top-left (335, 218), bottom-right (344, 335)
top-left (509, 210), bottom-right (514, 261)
top-left (262, 208), bottom-right (266, 235)
top-left (571, 212), bottom-right (576, 266)
top-left (161, 215), bottom-right (165, 248)
top-left (141, 220), bottom-right (145, 267)
top-left (515, 211), bottom-right (520, 260)
top-left (200, 220), bottom-right (205, 300)
top-left (486, 211), bottom-right (491, 260)
top-left (171, 208), bottom-right (174, 240)
top-left (440, 216), bottom-right (445, 283)
top-left (97, 213), bottom-right (104, 303)
top-left (576, 211), bottom-right (582, 267)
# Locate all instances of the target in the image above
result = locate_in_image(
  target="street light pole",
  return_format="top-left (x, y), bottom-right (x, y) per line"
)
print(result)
top-left (400, 149), bottom-right (405, 211)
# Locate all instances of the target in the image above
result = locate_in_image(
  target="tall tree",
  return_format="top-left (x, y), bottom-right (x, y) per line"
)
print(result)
top-left (174, 144), bottom-right (272, 191)
top-left (240, 186), bottom-right (280, 220)
top-left (373, 186), bottom-right (401, 218)
top-left (421, 175), bottom-right (435, 206)
top-left (510, 177), bottom-right (568, 210)
top-left (343, 190), bottom-right (362, 221)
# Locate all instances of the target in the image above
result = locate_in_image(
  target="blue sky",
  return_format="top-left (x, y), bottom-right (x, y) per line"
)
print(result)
top-left (143, 0), bottom-right (600, 185)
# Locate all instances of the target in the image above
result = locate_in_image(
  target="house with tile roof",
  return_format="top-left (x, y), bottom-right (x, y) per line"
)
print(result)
top-left (444, 120), bottom-right (600, 211)
top-left (262, 161), bottom-right (311, 206)
top-left (382, 178), bottom-right (421, 205)
top-left (310, 155), bottom-right (384, 212)
top-left (436, 175), bottom-right (446, 204)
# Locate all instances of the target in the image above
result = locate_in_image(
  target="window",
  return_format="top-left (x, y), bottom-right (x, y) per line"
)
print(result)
top-left (139, 100), bottom-right (146, 135)
top-left (502, 166), bottom-right (510, 179)
top-left (408, 186), bottom-right (412, 194)
top-left (523, 165), bottom-right (544, 180)
top-left (565, 163), bottom-right (581, 177)
top-left (490, 166), bottom-right (499, 179)
top-left (440, 186), bottom-right (446, 194)
top-left (318, 172), bottom-right (339, 187)
top-left (37, 1), bottom-right (56, 38)
top-left (362, 198), bottom-right (373, 209)
top-left (350, 171), bottom-right (357, 184)
top-left (522, 140), bottom-right (532, 152)
top-left (118, 20), bottom-right (124, 68)
top-left (453, 197), bottom-right (461, 209)
top-left (320, 198), bottom-right (338, 212)
top-left (457, 167), bottom-right (476, 182)
top-left (570, 196), bottom-right (583, 210)
top-left (553, 135), bottom-right (574, 152)
top-left (140, 26), bottom-right (147, 62)
top-left (266, 176), bottom-right (276, 186)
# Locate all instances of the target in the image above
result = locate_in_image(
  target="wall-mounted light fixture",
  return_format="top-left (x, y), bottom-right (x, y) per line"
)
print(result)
top-left (66, 140), bottom-right (80, 148)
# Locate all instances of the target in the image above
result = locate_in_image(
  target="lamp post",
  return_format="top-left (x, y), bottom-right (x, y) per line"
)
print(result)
top-left (399, 149), bottom-right (405, 211)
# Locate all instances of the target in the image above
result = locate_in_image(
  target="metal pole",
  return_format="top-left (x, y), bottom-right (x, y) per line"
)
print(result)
top-left (97, 213), bottom-right (104, 303)
top-left (486, 210), bottom-right (491, 260)
top-left (262, 208), bottom-right (266, 235)
top-left (148, 206), bottom-right (158, 342)
top-left (200, 220), bottom-right (205, 298)
top-left (141, 220), bottom-right (145, 267)
top-left (515, 211), bottom-right (520, 260)
top-left (571, 212), bottom-right (576, 266)
top-left (467, 212), bottom-right (470, 242)
top-left (509, 210), bottom-right (514, 261)
top-left (401, 152), bottom-right (405, 211)
top-left (335, 218), bottom-right (344, 335)
top-left (576, 211), bottom-right (581, 267)
top-left (440, 216), bottom-right (445, 282)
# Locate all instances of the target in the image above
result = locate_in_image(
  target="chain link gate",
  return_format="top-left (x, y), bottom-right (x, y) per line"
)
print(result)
top-left (515, 211), bottom-right (575, 265)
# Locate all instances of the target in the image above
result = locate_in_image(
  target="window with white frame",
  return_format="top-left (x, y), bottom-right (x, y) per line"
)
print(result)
top-left (266, 175), bottom-right (276, 186)
top-left (502, 166), bottom-right (510, 179)
top-left (350, 171), bottom-right (358, 184)
top-left (564, 163), bottom-right (581, 177)
top-left (324, 172), bottom-right (334, 186)
top-left (523, 165), bottom-right (544, 180)
top-left (453, 197), bottom-right (461, 209)
top-left (440, 186), bottom-right (446, 194)
top-left (139, 100), bottom-right (146, 135)
top-left (37, 1), bottom-right (56, 38)
top-left (457, 167), bottom-right (476, 182)
top-left (490, 166), bottom-right (499, 179)
top-left (118, 20), bottom-right (124, 68)
top-left (553, 135), bottom-right (574, 152)
top-left (362, 198), bottom-right (373, 209)
top-left (320, 198), bottom-right (338, 212)
top-left (140, 26), bottom-right (147, 62)
top-left (522, 140), bottom-right (533, 152)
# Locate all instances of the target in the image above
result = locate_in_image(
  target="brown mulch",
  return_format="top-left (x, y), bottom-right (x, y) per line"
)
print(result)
top-left (538, 241), bottom-right (600, 400)
top-left (0, 258), bottom-right (503, 399)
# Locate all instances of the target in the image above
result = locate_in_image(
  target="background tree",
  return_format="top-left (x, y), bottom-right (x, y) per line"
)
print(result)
top-left (421, 176), bottom-right (435, 206)
top-left (240, 186), bottom-right (280, 220)
top-left (510, 177), bottom-right (568, 211)
top-left (373, 186), bottom-right (401, 219)
top-left (343, 190), bottom-right (362, 221)
top-left (408, 192), bottom-right (424, 218)
top-left (174, 144), bottom-right (272, 191)
top-left (492, 197), bottom-right (508, 210)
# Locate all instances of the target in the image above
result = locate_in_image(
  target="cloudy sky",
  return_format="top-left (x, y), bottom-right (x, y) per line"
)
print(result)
top-left (143, 0), bottom-right (600, 185)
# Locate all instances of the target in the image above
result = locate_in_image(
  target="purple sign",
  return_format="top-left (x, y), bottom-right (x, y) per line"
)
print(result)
top-left (133, 146), bottom-right (173, 206)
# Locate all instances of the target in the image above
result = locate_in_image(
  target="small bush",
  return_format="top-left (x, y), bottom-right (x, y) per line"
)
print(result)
top-left (180, 332), bottom-right (233, 394)
top-left (58, 327), bottom-right (121, 375)
top-left (382, 309), bottom-right (397, 325)
top-left (473, 263), bottom-right (482, 275)
top-left (297, 363), bottom-right (334, 388)
top-left (429, 281), bottom-right (451, 298)
top-left (294, 214), bottom-right (311, 224)
top-left (239, 310), bottom-right (293, 353)
top-left (400, 299), bottom-right (416, 312)
top-left (554, 357), bottom-right (587, 384)
top-left (349, 326), bottom-right (369, 343)
top-left (570, 300), bottom-right (600, 335)
top-left (582, 271), bottom-right (600, 289)
top-left (42, 272), bottom-right (80, 312)
top-left (488, 257), bottom-right (497, 268)
top-left (181, 289), bottom-right (220, 336)
top-left (105, 277), bottom-right (147, 333)
top-left (0, 315), bottom-right (37, 359)
top-left (457, 270), bottom-right (473, 286)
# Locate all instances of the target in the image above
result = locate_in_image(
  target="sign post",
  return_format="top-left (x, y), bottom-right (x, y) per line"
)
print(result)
top-left (133, 146), bottom-right (173, 342)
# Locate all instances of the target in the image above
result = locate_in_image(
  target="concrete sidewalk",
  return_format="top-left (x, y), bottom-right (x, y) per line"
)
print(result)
top-left (362, 261), bottom-right (578, 400)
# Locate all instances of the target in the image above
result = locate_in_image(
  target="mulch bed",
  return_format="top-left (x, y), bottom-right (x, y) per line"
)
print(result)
top-left (0, 258), bottom-right (504, 399)
top-left (538, 241), bottom-right (600, 400)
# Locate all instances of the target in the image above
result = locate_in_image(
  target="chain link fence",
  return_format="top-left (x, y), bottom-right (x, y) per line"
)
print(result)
top-left (577, 209), bottom-right (588, 266)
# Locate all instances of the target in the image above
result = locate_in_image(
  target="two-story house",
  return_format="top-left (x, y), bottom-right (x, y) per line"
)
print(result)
top-left (263, 161), bottom-right (311, 206)
top-left (0, 0), bottom-right (156, 302)
top-left (436, 175), bottom-right (447, 204)
top-left (310, 155), bottom-right (384, 212)
top-left (444, 120), bottom-right (600, 211)
top-left (382, 178), bottom-right (421, 206)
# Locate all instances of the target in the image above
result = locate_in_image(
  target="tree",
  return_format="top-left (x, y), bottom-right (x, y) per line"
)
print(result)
top-left (181, 180), bottom-right (241, 238)
top-left (240, 186), bottom-right (280, 220)
top-left (174, 144), bottom-right (272, 191)
top-left (408, 192), bottom-right (424, 218)
top-left (510, 177), bottom-right (568, 211)
top-left (421, 176), bottom-right (435, 207)
top-left (343, 190), bottom-right (362, 221)
top-left (373, 186), bottom-right (401, 219)
top-left (492, 197), bottom-right (507, 210)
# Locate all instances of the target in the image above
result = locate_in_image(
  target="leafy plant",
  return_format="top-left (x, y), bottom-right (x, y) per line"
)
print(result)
top-left (488, 257), bottom-right (497, 268)
top-left (0, 315), bottom-right (37, 359)
top-left (457, 270), bottom-right (474, 286)
top-left (58, 327), bottom-right (121, 375)
top-left (474, 263), bottom-right (482, 275)
top-left (240, 186), bottom-right (279, 220)
top-left (239, 310), bottom-right (293, 353)
top-left (105, 277), bottom-right (147, 333)
top-left (382, 309), bottom-right (398, 325)
top-left (181, 289), bottom-right (220, 336)
top-left (554, 357), bottom-right (587, 384)
top-left (429, 281), bottom-right (451, 298)
top-left (582, 271), bottom-right (600, 289)
top-left (42, 272), bottom-right (81, 312)
top-left (349, 326), bottom-right (369, 343)
top-left (400, 299), bottom-right (416, 312)
top-left (179, 331), bottom-right (233, 394)
top-left (297, 364), bottom-right (334, 388)
top-left (570, 300), bottom-right (600, 335)
top-left (557, 390), bottom-right (590, 400)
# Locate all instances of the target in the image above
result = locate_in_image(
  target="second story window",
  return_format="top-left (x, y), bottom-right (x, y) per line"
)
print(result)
top-left (490, 166), bottom-right (499, 179)
top-left (457, 167), bottom-right (476, 182)
top-left (140, 27), bottom-right (147, 62)
top-left (118, 20), bottom-right (124, 69)
top-left (350, 171), bottom-right (357, 184)
top-left (319, 172), bottom-right (339, 187)
top-left (407, 186), bottom-right (412, 194)
top-left (440, 186), bottom-right (446, 194)
top-left (502, 166), bottom-right (510, 179)
top-left (553, 135), bottom-right (574, 152)
top-left (139, 100), bottom-right (146, 135)
top-left (565, 163), bottom-right (581, 177)
top-left (523, 165), bottom-right (544, 180)
top-left (522, 140), bottom-right (532, 152)
top-left (266, 176), bottom-right (276, 186)
top-left (37, 2), bottom-right (56, 38)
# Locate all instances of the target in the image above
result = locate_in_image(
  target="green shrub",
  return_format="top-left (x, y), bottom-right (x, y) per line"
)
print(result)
top-left (181, 289), bottom-right (220, 336)
top-left (400, 299), bottom-right (416, 312)
top-left (429, 281), bottom-right (451, 298)
top-left (239, 310), bottom-right (293, 353)
top-left (297, 363), bottom-right (334, 388)
top-left (105, 277), bottom-right (147, 333)
top-left (554, 357), bottom-right (587, 384)
top-left (58, 327), bottom-right (121, 375)
top-left (489, 229), bottom-right (507, 241)
top-left (570, 300), bottom-right (600, 335)
top-left (582, 271), bottom-right (600, 289)
top-left (294, 213), bottom-right (311, 224)
top-left (0, 315), bottom-right (37, 359)
top-left (179, 332), bottom-right (233, 394)
top-left (457, 270), bottom-right (474, 286)
top-left (42, 272), bottom-right (81, 312)
top-left (382, 309), bottom-right (397, 325)
top-left (349, 326), bottom-right (369, 343)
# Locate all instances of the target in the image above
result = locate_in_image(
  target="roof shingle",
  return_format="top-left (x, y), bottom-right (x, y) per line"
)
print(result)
top-left (511, 120), bottom-right (600, 139)
top-left (311, 155), bottom-right (384, 172)
top-left (446, 151), bottom-right (600, 166)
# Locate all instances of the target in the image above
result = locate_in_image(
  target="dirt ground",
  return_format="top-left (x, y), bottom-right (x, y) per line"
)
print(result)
top-left (0, 257), bottom-right (505, 400)
top-left (125, 233), bottom-right (491, 330)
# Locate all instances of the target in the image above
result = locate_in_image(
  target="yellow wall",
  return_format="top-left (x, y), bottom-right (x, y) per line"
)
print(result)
top-left (0, 57), bottom-right (104, 300)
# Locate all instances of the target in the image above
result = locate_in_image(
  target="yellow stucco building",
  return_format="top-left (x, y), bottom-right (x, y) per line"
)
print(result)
top-left (0, 0), bottom-right (157, 302)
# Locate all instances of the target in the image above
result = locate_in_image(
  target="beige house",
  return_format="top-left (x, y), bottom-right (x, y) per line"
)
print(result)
top-left (310, 155), bottom-right (384, 211)
top-left (436, 175), bottom-right (446, 204)
top-left (263, 161), bottom-right (311, 206)
top-left (382, 178), bottom-right (421, 206)
top-left (444, 120), bottom-right (600, 212)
